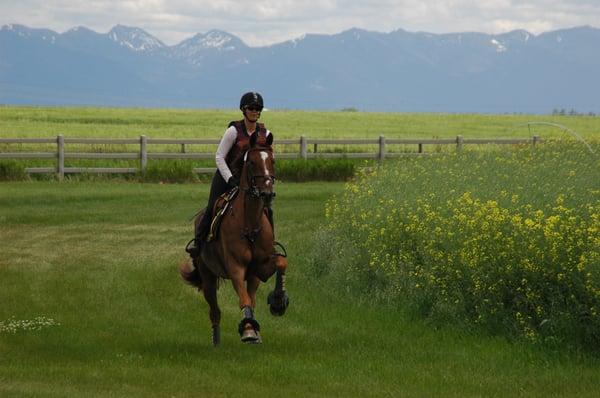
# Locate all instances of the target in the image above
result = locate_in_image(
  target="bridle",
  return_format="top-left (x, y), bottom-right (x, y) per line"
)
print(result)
top-left (241, 146), bottom-right (276, 244)
top-left (243, 147), bottom-right (276, 205)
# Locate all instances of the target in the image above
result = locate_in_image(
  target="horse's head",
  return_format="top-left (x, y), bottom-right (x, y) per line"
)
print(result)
top-left (242, 132), bottom-right (276, 205)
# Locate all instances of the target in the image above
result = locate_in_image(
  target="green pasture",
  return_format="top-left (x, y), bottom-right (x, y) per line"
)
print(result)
top-left (2, 106), bottom-right (599, 183)
top-left (1, 105), bottom-right (599, 140)
top-left (1, 181), bottom-right (600, 397)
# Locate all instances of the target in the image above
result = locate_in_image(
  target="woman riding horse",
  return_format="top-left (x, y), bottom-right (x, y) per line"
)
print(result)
top-left (182, 92), bottom-right (288, 345)
top-left (186, 92), bottom-right (273, 257)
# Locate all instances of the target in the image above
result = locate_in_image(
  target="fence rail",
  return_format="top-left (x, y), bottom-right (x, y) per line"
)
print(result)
top-left (0, 134), bottom-right (541, 180)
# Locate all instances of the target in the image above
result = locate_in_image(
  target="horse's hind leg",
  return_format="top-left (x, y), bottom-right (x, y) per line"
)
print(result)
top-left (199, 265), bottom-right (221, 346)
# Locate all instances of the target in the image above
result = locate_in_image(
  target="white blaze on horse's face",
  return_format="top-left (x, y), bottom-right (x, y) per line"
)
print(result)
top-left (260, 151), bottom-right (272, 187)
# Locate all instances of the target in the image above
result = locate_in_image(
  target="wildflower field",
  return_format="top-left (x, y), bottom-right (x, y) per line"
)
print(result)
top-left (316, 141), bottom-right (600, 350)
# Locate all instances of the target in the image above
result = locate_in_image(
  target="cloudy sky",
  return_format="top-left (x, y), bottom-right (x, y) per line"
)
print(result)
top-left (1, 0), bottom-right (598, 46)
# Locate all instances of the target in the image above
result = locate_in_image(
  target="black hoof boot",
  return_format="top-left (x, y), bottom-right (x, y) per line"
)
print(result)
top-left (238, 307), bottom-right (261, 344)
top-left (268, 290), bottom-right (289, 316)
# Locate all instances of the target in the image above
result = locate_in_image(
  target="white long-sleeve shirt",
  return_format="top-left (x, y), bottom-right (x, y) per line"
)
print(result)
top-left (215, 125), bottom-right (271, 182)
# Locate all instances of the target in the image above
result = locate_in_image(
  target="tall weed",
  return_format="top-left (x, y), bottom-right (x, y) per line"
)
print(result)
top-left (0, 161), bottom-right (27, 181)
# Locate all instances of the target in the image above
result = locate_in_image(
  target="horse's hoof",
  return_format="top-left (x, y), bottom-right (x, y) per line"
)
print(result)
top-left (241, 327), bottom-right (262, 344)
top-left (268, 291), bottom-right (289, 316)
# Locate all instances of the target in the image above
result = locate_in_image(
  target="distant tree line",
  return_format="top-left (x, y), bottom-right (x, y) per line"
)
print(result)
top-left (552, 108), bottom-right (597, 117)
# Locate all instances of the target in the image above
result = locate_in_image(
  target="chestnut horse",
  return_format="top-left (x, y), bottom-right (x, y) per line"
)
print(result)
top-left (181, 132), bottom-right (289, 345)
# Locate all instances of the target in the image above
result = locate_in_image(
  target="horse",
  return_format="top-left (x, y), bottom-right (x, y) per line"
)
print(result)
top-left (180, 132), bottom-right (289, 345)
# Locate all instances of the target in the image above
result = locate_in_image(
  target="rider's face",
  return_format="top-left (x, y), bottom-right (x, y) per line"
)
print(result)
top-left (244, 105), bottom-right (262, 122)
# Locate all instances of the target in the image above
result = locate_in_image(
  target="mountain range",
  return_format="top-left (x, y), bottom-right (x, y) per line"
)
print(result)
top-left (1, 23), bottom-right (599, 113)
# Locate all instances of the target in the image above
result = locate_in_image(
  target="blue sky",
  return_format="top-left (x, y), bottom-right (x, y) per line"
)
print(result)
top-left (1, 0), bottom-right (598, 46)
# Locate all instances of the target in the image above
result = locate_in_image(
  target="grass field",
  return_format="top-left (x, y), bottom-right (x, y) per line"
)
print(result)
top-left (1, 107), bottom-right (600, 396)
top-left (1, 181), bottom-right (600, 397)
top-left (2, 106), bottom-right (599, 183)
top-left (2, 105), bottom-right (600, 140)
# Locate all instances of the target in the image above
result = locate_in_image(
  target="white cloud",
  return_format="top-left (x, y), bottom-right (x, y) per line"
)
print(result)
top-left (0, 0), bottom-right (598, 46)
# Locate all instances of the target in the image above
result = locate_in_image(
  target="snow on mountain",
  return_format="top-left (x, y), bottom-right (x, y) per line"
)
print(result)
top-left (108, 25), bottom-right (165, 52)
top-left (1, 24), bottom-right (30, 37)
top-left (174, 30), bottom-right (245, 55)
top-left (490, 38), bottom-right (507, 52)
top-left (1, 24), bottom-right (58, 43)
top-left (200, 30), bottom-right (237, 50)
top-left (2, 23), bottom-right (599, 112)
top-left (170, 30), bottom-right (248, 66)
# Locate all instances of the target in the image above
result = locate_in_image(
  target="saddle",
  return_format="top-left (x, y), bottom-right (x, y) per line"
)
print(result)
top-left (207, 187), bottom-right (239, 242)
top-left (204, 187), bottom-right (283, 257)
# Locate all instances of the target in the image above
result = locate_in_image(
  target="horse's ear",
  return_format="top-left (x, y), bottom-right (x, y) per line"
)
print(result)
top-left (266, 133), bottom-right (273, 147)
top-left (250, 132), bottom-right (258, 147)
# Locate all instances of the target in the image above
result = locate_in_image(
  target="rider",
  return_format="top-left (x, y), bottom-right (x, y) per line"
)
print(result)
top-left (186, 91), bottom-right (273, 257)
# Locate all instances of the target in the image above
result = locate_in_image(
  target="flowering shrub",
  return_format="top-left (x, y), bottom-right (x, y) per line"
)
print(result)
top-left (316, 141), bottom-right (600, 349)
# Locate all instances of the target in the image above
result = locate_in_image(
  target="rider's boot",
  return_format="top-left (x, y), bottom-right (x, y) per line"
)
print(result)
top-left (186, 212), bottom-right (210, 258)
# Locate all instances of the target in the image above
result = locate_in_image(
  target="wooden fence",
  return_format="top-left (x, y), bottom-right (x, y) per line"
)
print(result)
top-left (0, 134), bottom-right (541, 180)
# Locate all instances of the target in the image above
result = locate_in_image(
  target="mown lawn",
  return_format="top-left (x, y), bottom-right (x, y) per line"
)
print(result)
top-left (1, 181), bottom-right (599, 397)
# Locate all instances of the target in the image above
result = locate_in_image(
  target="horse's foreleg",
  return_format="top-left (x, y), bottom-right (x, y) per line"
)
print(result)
top-left (199, 266), bottom-right (221, 346)
top-left (268, 255), bottom-right (289, 316)
top-left (274, 255), bottom-right (287, 293)
top-left (230, 268), bottom-right (261, 343)
top-left (247, 276), bottom-right (261, 309)
top-left (229, 267), bottom-right (252, 309)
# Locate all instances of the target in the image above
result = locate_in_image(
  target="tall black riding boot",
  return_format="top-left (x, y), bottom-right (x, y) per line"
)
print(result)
top-left (185, 211), bottom-right (211, 257)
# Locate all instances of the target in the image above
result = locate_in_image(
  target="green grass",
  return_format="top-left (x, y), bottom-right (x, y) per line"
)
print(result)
top-left (2, 105), bottom-right (600, 140)
top-left (2, 106), bottom-right (599, 183)
top-left (1, 181), bottom-right (600, 397)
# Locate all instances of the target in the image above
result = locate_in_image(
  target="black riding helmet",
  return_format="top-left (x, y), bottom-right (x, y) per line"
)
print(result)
top-left (239, 92), bottom-right (264, 111)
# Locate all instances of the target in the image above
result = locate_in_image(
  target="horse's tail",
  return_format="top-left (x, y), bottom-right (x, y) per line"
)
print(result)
top-left (179, 259), bottom-right (203, 291)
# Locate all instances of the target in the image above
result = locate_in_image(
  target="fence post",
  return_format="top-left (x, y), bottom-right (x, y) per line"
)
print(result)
top-left (57, 134), bottom-right (64, 181)
top-left (378, 135), bottom-right (386, 162)
top-left (140, 135), bottom-right (147, 174)
top-left (532, 135), bottom-right (540, 148)
top-left (300, 135), bottom-right (307, 159)
top-left (418, 142), bottom-right (423, 154)
top-left (456, 135), bottom-right (464, 152)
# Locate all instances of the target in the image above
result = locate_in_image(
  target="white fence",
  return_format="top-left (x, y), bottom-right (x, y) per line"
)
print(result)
top-left (0, 134), bottom-right (541, 180)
